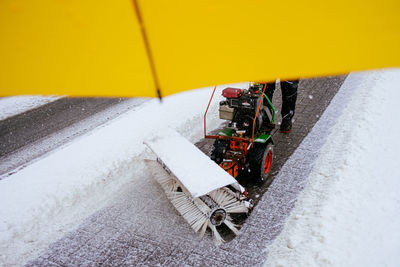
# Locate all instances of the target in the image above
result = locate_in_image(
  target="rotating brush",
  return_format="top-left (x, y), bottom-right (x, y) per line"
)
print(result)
top-left (148, 159), bottom-right (250, 243)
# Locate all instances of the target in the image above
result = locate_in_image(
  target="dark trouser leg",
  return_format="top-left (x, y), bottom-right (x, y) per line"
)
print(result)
top-left (280, 80), bottom-right (299, 121)
top-left (265, 82), bottom-right (276, 102)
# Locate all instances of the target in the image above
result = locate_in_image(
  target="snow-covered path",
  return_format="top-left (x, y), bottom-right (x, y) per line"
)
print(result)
top-left (0, 97), bottom-right (148, 177)
top-left (3, 71), bottom-right (398, 266)
top-left (265, 70), bottom-right (400, 267)
top-left (19, 76), bottom-right (345, 266)
top-left (0, 86), bottom-right (229, 266)
top-left (0, 96), bottom-right (60, 121)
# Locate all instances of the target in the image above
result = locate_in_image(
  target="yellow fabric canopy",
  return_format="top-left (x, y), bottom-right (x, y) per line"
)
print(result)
top-left (1, 0), bottom-right (399, 97)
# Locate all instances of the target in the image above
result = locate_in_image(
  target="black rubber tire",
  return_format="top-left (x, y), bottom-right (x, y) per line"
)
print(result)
top-left (247, 142), bottom-right (274, 183)
top-left (210, 139), bottom-right (229, 164)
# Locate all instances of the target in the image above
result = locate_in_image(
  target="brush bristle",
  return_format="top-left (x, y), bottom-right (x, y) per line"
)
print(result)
top-left (153, 168), bottom-right (248, 242)
top-left (208, 188), bottom-right (248, 213)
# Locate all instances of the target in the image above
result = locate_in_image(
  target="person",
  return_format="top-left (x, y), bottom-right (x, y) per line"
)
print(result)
top-left (265, 80), bottom-right (299, 133)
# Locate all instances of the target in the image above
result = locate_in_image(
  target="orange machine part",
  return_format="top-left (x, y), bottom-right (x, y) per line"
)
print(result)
top-left (230, 140), bottom-right (248, 153)
top-left (219, 161), bottom-right (239, 178)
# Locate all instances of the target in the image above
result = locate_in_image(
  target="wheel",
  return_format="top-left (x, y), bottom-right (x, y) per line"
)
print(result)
top-left (210, 139), bottom-right (229, 164)
top-left (247, 142), bottom-right (274, 183)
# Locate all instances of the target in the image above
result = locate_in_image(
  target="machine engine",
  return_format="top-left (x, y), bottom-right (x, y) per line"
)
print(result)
top-left (219, 86), bottom-right (270, 136)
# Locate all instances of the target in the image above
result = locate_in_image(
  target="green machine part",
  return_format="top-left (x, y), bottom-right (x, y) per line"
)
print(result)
top-left (218, 128), bottom-right (235, 137)
top-left (263, 93), bottom-right (276, 124)
top-left (254, 133), bottom-right (272, 144)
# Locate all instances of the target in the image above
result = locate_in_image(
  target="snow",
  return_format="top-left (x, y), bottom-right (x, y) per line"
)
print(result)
top-left (0, 96), bottom-right (61, 120)
top-left (265, 69), bottom-right (400, 267)
top-left (2, 69), bottom-right (400, 266)
top-left (0, 83), bottom-right (247, 265)
top-left (0, 97), bottom-right (148, 177)
top-left (145, 128), bottom-right (237, 198)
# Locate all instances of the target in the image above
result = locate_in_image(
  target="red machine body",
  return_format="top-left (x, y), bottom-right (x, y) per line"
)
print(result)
top-left (222, 87), bottom-right (242, 98)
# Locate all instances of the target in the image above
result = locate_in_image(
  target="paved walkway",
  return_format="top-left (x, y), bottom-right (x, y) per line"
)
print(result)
top-left (26, 76), bottom-right (346, 267)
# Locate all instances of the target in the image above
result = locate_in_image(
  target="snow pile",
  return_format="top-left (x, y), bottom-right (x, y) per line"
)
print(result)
top-left (145, 128), bottom-right (237, 198)
top-left (265, 70), bottom-right (400, 267)
top-left (0, 95), bottom-right (61, 120)
top-left (0, 84), bottom-right (246, 265)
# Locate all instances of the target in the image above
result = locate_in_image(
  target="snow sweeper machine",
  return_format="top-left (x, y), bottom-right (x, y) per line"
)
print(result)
top-left (145, 82), bottom-right (276, 242)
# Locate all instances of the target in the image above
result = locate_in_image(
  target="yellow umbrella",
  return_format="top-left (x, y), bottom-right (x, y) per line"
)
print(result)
top-left (1, 0), bottom-right (399, 97)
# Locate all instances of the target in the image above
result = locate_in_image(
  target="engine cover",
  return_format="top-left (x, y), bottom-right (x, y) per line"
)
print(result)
top-left (222, 87), bottom-right (242, 98)
top-left (219, 87), bottom-right (268, 135)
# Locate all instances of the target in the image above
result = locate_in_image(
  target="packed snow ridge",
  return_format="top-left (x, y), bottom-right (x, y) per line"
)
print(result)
top-left (265, 69), bottom-right (400, 267)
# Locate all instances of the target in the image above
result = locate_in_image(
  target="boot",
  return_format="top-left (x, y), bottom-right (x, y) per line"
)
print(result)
top-left (279, 118), bottom-right (292, 133)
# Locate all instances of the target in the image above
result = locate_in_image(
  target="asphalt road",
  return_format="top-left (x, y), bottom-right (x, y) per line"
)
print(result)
top-left (0, 97), bottom-right (148, 177)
